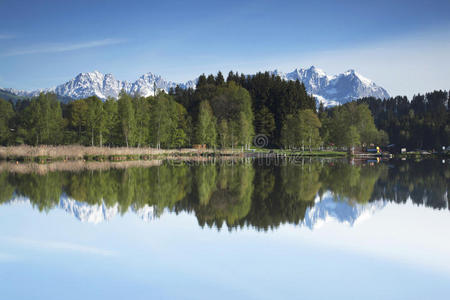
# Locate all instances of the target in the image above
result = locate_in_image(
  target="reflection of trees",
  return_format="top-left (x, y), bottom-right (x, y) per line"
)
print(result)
top-left (2, 164), bottom-right (190, 214)
top-left (0, 159), bottom-right (448, 229)
top-left (0, 172), bottom-right (14, 204)
top-left (193, 163), bottom-right (255, 229)
top-left (238, 162), bottom-right (322, 231)
top-left (371, 160), bottom-right (450, 210)
top-left (193, 164), bottom-right (217, 206)
top-left (12, 172), bottom-right (65, 212)
top-left (122, 164), bottom-right (190, 215)
top-left (320, 162), bottom-right (387, 204)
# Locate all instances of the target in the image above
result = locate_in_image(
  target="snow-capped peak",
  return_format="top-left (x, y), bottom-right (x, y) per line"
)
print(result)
top-left (344, 69), bottom-right (374, 86)
top-left (307, 65), bottom-right (328, 77)
top-left (4, 66), bottom-right (389, 107)
top-left (280, 66), bottom-right (389, 107)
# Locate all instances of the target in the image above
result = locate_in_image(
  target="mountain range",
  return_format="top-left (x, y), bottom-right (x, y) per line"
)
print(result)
top-left (5, 193), bottom-right (384, 228)
top-left (272, 66), bottom-right (390, 106)
top-left (0, 66), bottom-right (389, 106)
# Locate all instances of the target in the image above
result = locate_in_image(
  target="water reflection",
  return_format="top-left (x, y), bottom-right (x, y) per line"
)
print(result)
top-left (0, 159), bottom-right (448, 230)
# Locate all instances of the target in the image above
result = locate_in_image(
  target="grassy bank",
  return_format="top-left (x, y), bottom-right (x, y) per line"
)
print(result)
top-left (0, 145), bottom-right (226, 162)
top-left (0, 145), bottom-right (351, 162)
top-left (247, 149), bottom-right (347, 157)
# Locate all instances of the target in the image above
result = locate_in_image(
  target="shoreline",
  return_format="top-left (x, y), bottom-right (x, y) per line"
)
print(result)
top-left (0, 145), bottom-right (445, 163)
top-left (0, 145), bottom-right (347, 162)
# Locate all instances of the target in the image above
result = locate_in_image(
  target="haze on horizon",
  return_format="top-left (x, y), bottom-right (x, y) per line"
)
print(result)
top-left (1, 0), bottom-right (449, 99)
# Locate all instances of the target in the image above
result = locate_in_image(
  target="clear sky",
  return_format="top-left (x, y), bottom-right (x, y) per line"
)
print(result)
top-left (1, 0), bottom-right (449, 97)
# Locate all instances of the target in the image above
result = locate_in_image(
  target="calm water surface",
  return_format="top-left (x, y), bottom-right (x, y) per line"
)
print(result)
top-left (0, 158), bottom-right (449, 299)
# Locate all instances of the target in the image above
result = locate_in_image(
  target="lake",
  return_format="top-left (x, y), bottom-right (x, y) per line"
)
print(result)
top-left (0, 158), bottom-right (449, 300)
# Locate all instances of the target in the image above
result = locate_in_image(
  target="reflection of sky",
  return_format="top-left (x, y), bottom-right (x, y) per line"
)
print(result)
top-left (1, 199), bottom-right (450, 300)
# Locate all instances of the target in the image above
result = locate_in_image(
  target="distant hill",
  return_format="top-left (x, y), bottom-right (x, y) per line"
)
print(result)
top-left (0, 88), bottom-right (73, 103)
top-left (0, 88), bottom-right (27, 102)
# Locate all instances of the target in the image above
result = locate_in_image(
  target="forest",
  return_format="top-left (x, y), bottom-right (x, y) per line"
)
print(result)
top-left (0, 71), bottom-right (448, 150)
top-left (357, 92), bottom-right (449, 150)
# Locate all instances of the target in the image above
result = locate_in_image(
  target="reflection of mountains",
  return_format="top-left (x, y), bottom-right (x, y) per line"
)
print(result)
top-left (7, 196), bottom-right (157, 223)
top-left (6, 194), bottom-right (385, 229)
top-left (303, 194), bottom-right (386, 229)
top-left (0, 159), bottom-right (448, 230)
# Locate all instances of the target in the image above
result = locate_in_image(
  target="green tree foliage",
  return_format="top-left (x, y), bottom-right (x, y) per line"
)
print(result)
top-left (195, 101), bottom-right (217, 147)
top-left (85, 96), bottom-right (106, 146)
top-left (22, 93), bottom-right (64, 145)
top-left (358, 90), bottom-right (449, 149)
top-left (254, 106), bottom-right (276, 141)
top-left (103, 98), bottom-right (120, 146)
top-left (148, 93), bottom-right (188, 148)
top-left (69, 99), bottom-right (88, 144)
top-left (118, 91), bottom-right (137, 147)
top-left (132, 95), bottom-right (150, 147)
top-left (0, 98), bottom-right (14, 145)
top-left (225, 71), bottom-right (316, 146)
top-left (322, 102), bottom-right (387, 147)
top-left (281, 109), bottom-right (321, 149)
top-left (210, 82), bottom-right (254, 148)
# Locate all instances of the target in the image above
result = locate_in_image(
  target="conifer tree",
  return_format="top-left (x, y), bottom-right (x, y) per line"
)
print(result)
top-left (215, 71), bottom-right (225, 86)
top-left (0, 98), bottom-right (14, 145)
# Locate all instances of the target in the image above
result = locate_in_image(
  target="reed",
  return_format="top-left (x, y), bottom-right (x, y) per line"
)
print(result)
top-left (0, 145), bottom-right (232, 161)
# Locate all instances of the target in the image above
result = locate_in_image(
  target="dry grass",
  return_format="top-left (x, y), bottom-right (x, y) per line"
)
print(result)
top-left (0, 145), bottom-right (238, 160)
top-left (0, 156), bottom-right (250, 174)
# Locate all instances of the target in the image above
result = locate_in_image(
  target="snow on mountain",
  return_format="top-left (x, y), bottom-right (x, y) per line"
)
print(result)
top-left (278, 66), bottom-right (390, 106)
top-left (286, 66), bottom-right (332, 93)
top-left (128, 72), bottom-right (195, 98)
top-left (54, 71), bottom-right (127, 99)
top-left (53, 71), bottom-right (193, 99)
top-left (302, 192), bottom-right (385, 230)
top-left (1, 87), bottom-right (50, 98)
top-left (4, 66), bottom-right (389, 107)
top-left (3, 71), bottom-right (195, 101)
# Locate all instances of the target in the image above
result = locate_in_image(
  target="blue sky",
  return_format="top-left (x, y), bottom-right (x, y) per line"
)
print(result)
top-left (1, 0), bottom-right (450, 97)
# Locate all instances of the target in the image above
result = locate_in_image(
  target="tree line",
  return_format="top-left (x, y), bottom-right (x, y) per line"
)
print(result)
top-left (357, 91), bottom-right (449, 150)
top-left (0, 71), bottom-right (448, 149)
